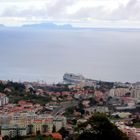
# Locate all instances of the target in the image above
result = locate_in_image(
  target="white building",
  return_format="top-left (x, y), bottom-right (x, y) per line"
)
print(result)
top-left (53, 117), bottom-right (67, 131)
top-left (0, 93), bottom-right (9, 106)
top-left (1, 125), bottom-right (27, 137)
top-left (131, 85), bottom-right (140, 100)
top-left (109, 88), bottom-right (130, 97)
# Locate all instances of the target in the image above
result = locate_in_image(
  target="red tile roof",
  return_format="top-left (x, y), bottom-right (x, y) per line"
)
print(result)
top-left (50, 133), bottom-right (62, 139)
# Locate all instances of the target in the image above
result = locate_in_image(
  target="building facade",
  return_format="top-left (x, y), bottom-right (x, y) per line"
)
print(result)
top-left (0, 93), bottom-right (9, 107)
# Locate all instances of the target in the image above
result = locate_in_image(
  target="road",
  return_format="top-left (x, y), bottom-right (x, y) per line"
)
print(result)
top-left (52, 100), bottom-right (79, 116)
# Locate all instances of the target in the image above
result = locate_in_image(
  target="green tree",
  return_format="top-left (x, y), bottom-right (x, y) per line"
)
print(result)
top-left (77, 113), bottom-right (128, 140)
top-left (3, 135), bottom-right (9, 140)
top-left (34, 131), bottom-right (43, 140)
top-left (58, 127), bottom-right (69, 139)
top-left (52, 125), bottom-right (56, 133)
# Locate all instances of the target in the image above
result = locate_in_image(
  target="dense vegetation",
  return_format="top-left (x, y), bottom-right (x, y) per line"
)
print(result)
top-left (76, 113), bottom-right (128, 140)
top-left (0, 81), bottom-right (51, 105)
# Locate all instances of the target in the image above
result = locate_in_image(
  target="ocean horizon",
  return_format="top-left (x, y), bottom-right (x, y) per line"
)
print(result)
top-left (0, 28), bottom-right (140, 83)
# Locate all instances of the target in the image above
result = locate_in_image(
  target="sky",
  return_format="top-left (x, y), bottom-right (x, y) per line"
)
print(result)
top-left (0, 0), bottom-right (140, 27)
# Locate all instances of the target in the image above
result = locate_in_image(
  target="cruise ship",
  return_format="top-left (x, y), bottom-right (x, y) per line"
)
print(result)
top-left (63, 73), bottom-right (85, 84)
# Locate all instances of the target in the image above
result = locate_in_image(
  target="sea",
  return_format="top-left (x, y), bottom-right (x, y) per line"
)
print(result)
top-left (0, 28), bottom-right (140, 83)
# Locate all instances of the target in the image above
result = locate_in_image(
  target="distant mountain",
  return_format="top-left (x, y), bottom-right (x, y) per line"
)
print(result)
top-left (0, 24), bottom-right (5, 28)
top-left (1, 23), bottom-right (140, 32)
top-left (22, 22), bottom-right (73, 30)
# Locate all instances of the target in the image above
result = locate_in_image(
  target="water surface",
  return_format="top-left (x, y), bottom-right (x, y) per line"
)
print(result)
top-left (0, 28), bottom-right (140, 83)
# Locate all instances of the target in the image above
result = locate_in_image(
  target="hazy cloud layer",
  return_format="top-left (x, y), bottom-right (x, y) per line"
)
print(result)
top-left (69, 0), bottom-right (140, 20)
top-left (111, 0), bottom-right (140, 20)
top-left (0, 0), bottom-right (140, 26)
top-left (0, 0), bottom-right (76, 19)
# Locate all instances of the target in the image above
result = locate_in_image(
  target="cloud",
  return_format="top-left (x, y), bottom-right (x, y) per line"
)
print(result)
top-left (111, 0), bottom-right (140, 20)
top-left (0, 0), bottom-right (47, 2)
top-left (0, 0), bottom-right (77, 21)
top-left (0, 0), bottom-right (140, 26)
top-left (69, 6), bottom-right (109, 20)
top-left (1, 6), bottom-right (47, 18)
top-left (68, 0), bottom-right (140, 21)
top-left (46, 0), bottom-right (76, 17)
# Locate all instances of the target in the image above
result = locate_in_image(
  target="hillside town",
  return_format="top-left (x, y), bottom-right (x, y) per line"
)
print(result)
top-left (1, 73), bottom-right (140, 140)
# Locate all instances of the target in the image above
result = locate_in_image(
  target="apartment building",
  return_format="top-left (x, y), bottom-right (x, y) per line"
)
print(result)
top-left (0, 93), bottom-right (9, 107)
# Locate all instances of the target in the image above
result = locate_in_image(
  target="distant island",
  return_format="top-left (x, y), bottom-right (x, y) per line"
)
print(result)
top-left (22, 22), bottom-right (73, 29)
top-left (0, 24), bottom-right (5, 27)
top-left (0, 22), bottom-right (140, 31)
